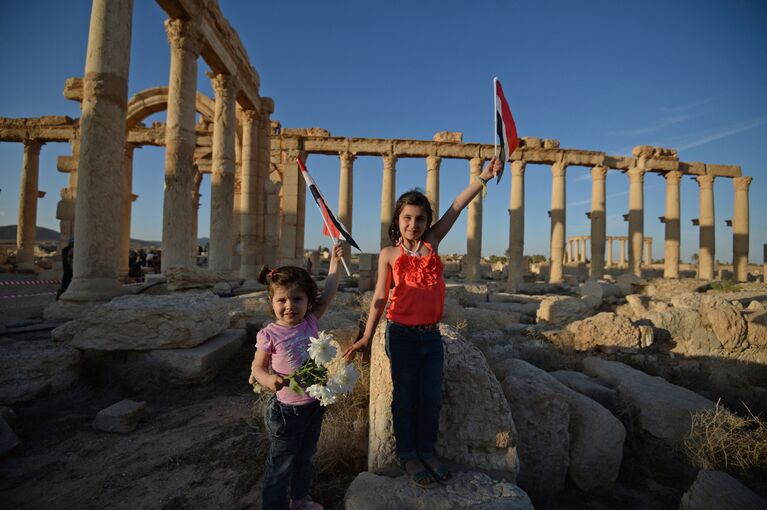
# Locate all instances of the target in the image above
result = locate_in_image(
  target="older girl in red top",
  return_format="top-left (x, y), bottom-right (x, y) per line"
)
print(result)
top-left (343, 157), bottom-right (502, 488)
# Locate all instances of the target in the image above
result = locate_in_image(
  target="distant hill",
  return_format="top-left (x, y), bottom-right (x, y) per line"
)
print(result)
top-left (0, 225), bottom-right (209, 247)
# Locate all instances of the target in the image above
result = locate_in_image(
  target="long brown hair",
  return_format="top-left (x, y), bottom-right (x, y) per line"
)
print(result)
top-left (388, 189), bottom-right (433, 246)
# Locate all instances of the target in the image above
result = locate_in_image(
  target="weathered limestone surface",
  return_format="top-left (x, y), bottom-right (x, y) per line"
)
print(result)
top-left (582, 357), bottom-right (716, 445)
top-left (93, 399), bottom-right (146, 433)
top-left (368, 324), bottom-right (518, 476)
top-left (216, 290), bottom-right (271, 329)
top-left (550, 370), bottom-right (619, 412)
top-left (493, 359), bottom-right (624, 492)
top-left (679, 470), bottom-right (767, 510)
top-left (536, 295), bottom-right (594, 325)
top-left (344, 471), bottom-right (534, 510)
top-left (563, 312), bottom-right (654, 352)
top-left (165, 265), bottom-right (242, 291)
top-left (443, 300), bottom-right (525, 332)
top-left (0, 337), bottom-right (80, 405)
top-left (126, 329), bottom-right (246, 384)
top-left (52, 293), bottom-right (229, 351)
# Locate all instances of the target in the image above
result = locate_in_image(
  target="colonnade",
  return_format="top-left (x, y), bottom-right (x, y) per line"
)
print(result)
top-left (566, 236), bottom-right (653, 268)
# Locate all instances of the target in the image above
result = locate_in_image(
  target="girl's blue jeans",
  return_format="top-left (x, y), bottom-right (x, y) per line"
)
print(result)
top-left (385, 321), bottom-right (444, 463)
top-left (261, 396), bottom-right (325, 510)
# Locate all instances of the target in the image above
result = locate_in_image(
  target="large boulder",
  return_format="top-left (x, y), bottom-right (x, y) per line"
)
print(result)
top-left (344, 471), bottom-right (534, 510)
top-left (368, 324), bottom-right (518, 477)
top-left (217, 291), bottom-right (272, 329)
top-left (679, 470), bottom-right (767, 510)
top-left (51, 292), bottom-right (229, 351)
top-left (582, 357), bottom-right (716, 445)
top-left (615, 273), bottom-right (647, 296)
top-left (0, 337), bottom-right (80, 405)
top-left (493, 359), bottom-right (624, 492)
top-left (550, 370), bottom-right (619, 412)
top-left (164, 265), bottom-right (241, 291)
top-left (564, 312), bottom-right (654, 352)
top-left (745, 311), bottom-right (767, 347)
top-left (536, 296), bottom-right (594, 326)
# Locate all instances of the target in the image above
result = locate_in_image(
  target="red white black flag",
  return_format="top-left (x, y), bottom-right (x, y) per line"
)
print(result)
top-left (297, 158), bottom-right (361, 251)
top-left (494, 77), bottom-right (519, 183)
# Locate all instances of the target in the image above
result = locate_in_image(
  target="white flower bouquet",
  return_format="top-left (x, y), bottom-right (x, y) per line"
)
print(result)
top-left (284, 331), bottom-right (361, 406)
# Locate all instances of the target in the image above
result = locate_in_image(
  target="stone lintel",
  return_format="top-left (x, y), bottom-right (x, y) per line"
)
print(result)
top-left (0, 117), bottom-right (77, 143)
top-left (705, 163), bottom-right (741, 178)
top-left (57, 155), bottom-right (77, 173)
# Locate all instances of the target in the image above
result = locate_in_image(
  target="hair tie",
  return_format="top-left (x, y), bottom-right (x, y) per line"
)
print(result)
top-left (268, 268), bottom-right (278, 279)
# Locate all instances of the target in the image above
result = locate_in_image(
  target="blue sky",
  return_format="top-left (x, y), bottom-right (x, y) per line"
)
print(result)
top-left (1, 0), bottom-right (765, 262)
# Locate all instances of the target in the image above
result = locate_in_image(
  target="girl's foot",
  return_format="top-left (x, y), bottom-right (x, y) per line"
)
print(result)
top-left (289, 496), bottom-right (323, 510)
top-left (421, 456), bottom-right (452, 483)
top-left (401, 458), bottom-right (437, 489)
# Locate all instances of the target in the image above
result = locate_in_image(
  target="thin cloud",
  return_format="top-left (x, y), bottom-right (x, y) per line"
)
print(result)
top-left (609, 113), bottom-right (699, 137)
top-left (677, 115), bottom-right (767, 150)
top-left (659, 97), bottom-right (715, 114)
top-left (567, 184), bottom-right (659, 209)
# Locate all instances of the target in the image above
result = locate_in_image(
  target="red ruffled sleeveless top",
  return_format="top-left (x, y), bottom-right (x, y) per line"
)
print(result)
top-left (386, 241), bottom-right (445, 326)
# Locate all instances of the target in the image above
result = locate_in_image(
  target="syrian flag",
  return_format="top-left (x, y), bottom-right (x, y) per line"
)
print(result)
top-left (494, 77), bottom-right (519, 183)
top-left (296, 158), bottom-right (361, 251)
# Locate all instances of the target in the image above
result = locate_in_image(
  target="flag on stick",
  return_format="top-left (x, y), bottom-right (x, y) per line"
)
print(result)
top-left (297, 157), bottom-right (361, 254)
top-left (494, 77), bottom-right (519, 183)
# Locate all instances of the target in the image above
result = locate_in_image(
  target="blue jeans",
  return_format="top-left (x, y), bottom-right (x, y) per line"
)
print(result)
top-left (385, 322), bottom-right (444, 462)
top-left (262, 396), bottom-right (325, 510)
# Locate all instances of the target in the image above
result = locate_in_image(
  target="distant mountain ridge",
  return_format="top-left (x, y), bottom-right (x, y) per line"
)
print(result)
top-left (0, 225), bottom-right (209, 247)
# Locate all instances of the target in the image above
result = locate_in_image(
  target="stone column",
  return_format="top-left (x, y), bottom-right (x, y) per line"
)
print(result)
top-left (256, 100), bottom-right (273, 266)
top-left (16, 139), bottom-right (44, 271)
top-left (697, 175), bottom-right (716, 280)
top-left (62, 0), bottom-right (133, 302)
top-left (426, 155), bottom-right (441, 224)
top-left (663, 170), bottom-right (682, 278)
top-left (549, 162), bottom-right (567, 283)
top-left (380, 154), bottom-right (397, 249)
top-left (207, 73), bottom-right (237, 273)
top-left (606, 238), bottom-right (613, 267)
top-left (646, 238), bottom-right (653, 265)
top-left (732, 176), bottom-right (751, 282)
top-left (590, 166), bottom-right (607, 279)
top-left (279, 150), bottom-right (305, 265)
top-left (338, 151), bottom-right (355, 267)
top-left (566, 239), bottom-right (573, 263)
top-left (191, 187), bottom-right (201, 260)
top-left (574, 238), bottom-right (580, 263)
top-left (627, 166), bottom-right (645, 277)
top-left (119, 144), bottom-right (136, 278)
top-left (506, 161), bottom-right (525, 292)
top-left (239, 110), bottom-right (259, 282)
top-left (464, 158), bottom-right (484, 281)
top-left (619, 238), bottom-right (626, 266)
top-left (162, 18), bottom-right (202, 271)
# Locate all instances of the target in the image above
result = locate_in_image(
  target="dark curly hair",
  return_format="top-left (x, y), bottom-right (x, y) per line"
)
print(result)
top-left (388, 189), bottom-right (433, 246)
top-left (257, 265), bottom-right (320, 314)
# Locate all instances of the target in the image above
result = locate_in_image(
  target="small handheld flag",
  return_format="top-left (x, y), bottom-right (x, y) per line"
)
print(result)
top-left (494, 77), bottom-right (519, 184)
top-left (296, 158), bottom-right (360, 276)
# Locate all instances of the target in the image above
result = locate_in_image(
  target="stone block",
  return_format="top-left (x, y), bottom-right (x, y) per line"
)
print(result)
top-left (129, 329), bottom-right (247, 384)
top-left (92, 399), bottom-right (145, 433)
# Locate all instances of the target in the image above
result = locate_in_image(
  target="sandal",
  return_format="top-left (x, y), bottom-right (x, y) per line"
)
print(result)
top-left (421, 456), bottom-right (452, 483)
top-left (400, 458), bottom-right (437, 489)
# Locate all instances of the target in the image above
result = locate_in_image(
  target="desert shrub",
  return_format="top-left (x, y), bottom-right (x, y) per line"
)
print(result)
top-left (709, 280), bottom-right (742, 292)
top-left (685, 401), bottom-right (767, 472)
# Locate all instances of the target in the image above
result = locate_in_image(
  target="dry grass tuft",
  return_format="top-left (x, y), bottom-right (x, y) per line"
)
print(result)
top-left (685, 401), bottom-right (767, 472)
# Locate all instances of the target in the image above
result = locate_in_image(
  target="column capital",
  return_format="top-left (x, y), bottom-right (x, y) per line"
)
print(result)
top-left (591, 165), bottom-right (607, 180)
top-left (426, 155), bottom-right (442, 171)
top-left (511, 160), bottom-right (526, 176)
top-left (664, 170), bottom-right (683, 184)
top-left (383, 153), bottom-right (397, 168)
top-left (627, 166), bottom-right (646, 183)
top-left (551, 161), bottom-right (567, 177)
top-left (208, 72), bottom-right (236, 100)
top-left (23, 138), bottom-right (44, 154)
top-left (164, 18), bottom-right (203, 55)
top-left (733, 176), bottom-right (752, 191)
top-left (339, 151), bottom-right (356, 165)
top-left (240, 109), bottom-right (258, 126)
top-left (696, 174), bottom-right (715, 189)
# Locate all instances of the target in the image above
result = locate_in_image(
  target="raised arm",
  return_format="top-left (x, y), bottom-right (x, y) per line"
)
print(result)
top-left (343, 247), bottom-right (395, 362)
top-left (425, 157), bottom-right (502, 244)
top-left (312, 242), bottom-right (344, 320)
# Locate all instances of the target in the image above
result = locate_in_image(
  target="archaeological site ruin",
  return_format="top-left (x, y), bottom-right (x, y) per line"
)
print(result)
top-left (1, 1), bottom-right (765, 509)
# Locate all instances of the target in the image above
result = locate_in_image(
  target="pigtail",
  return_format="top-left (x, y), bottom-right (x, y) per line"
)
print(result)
top-left (257, 265), bottom-right (271, 285)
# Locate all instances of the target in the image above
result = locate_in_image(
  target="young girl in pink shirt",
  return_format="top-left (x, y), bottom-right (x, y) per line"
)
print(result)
top-left (251, 243), bottom-right (343, 510)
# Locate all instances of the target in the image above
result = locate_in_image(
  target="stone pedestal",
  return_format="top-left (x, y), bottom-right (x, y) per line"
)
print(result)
top-left (61, 0), bottom-right (133, 302)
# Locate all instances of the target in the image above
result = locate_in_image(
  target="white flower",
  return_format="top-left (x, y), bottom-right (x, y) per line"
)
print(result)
top-left (327, 362), bottom-right (360, 395)
top-left (307, 383), bottom-right (338, 406)
top-left (307, 331), bottom-right (337, 367)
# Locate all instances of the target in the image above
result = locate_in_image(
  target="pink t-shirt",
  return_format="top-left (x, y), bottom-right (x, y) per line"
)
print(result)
top-left (256, 313), bottom-right (319, 405)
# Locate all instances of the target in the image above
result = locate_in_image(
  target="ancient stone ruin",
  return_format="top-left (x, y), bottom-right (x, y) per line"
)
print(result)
top-left (1, 1), bottom-right (765, 509)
